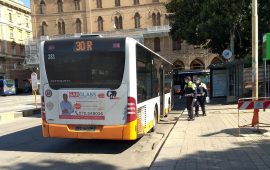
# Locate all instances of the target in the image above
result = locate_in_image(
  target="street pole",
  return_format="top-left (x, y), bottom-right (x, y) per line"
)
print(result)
top-left (252, 0), bottom-right (259, 99)
top-left (251, 0), bottom-right (259, 128)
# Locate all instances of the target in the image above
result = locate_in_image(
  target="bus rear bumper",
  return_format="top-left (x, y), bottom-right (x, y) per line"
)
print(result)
top-left (42, 120), bottom-right (138, 140)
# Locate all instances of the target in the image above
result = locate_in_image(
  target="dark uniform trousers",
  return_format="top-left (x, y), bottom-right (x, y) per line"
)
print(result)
top-left (186, 96), bottom-right (194, 119)
top-left (195, 96), bottom-right (206, 115)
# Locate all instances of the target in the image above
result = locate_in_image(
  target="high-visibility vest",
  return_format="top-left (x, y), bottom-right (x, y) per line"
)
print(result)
top-left (184, 81), bottom-right (196, 94)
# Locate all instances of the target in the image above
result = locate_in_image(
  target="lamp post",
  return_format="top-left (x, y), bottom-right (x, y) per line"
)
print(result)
top-left (252, 0), bottom-right (259, 99)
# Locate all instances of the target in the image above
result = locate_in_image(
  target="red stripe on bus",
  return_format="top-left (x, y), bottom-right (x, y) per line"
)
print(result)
top-left (59, 115), bottom-right (105, 120)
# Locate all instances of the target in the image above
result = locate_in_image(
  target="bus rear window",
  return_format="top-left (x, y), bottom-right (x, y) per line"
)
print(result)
top-left (44, 38), bottom-right (125, 89)
top-left (5, 80), bottom-right (14, 87)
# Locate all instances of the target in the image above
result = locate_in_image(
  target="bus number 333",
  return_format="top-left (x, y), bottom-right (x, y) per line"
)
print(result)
top-left (48, 54), bottom-right (55, 60)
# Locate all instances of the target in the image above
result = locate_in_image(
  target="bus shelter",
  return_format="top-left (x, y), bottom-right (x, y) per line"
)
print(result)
top-left (209, 60), bottom-right (244, 102)
top-left (173, 69), bottom-right (210, 95)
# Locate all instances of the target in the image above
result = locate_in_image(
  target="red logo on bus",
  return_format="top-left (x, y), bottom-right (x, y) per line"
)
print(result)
top-left (98, 93), bottom-right (105, 98)
top-left (74, 103), bottom-right (81, 109)
top-left (69, 92), bottom-right (79, 97)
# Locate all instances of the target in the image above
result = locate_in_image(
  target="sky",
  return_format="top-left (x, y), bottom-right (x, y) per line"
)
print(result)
top-left (21, 0), bottom-right (30, 8)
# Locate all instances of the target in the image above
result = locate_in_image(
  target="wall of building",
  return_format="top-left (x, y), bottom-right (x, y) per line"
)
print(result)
top-left (30, 0), bottom-right (221, 70)
top-left (0, 0), bottom-right (33, 91)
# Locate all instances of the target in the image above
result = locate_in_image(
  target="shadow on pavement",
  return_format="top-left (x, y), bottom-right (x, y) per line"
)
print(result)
top-left (150, 139), bottom-right (270, 170)
top-left (201, 127), bottom-right (269, 137)
top-left (0, 160), bottom-right (118, 170)
top-left (0, 125), bottom-right (137, 154)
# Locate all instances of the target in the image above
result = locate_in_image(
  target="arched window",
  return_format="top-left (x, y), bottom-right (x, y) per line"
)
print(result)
top-left (57, 0), bottom-right (63, 13)
top-left (210, 57), bottom-right (222, 65)
top-left (157, 12), bottom-right (161, 26)
top-left (119, 16), bottom-right (123, 29)
top-left (58, 19), bottom-right (65, 35)
top-left (114, 16), bottom-right (118, 29)
top-left (75, 19), bottom-right (81, 33)
top-left (134, 13), bottom-right (140, 28)
top-left (40, 0), bottom-right (46, 14)
top-left (152, 13), bottom-right (156, 26)
top-left (41, 21), bottom-right (47, 36)
top-left (190, 59), bottom-right (205, 70)
top-left (173, 60), bottom-right (185, 70)
top-left (115, 0), bottom-right (120, 7)
top-left (154, 37), bottom-right (160, 52)
top-left (97, 0), bottom-right (102, 8)
top-left (134, 0), bottom-right (139, 5)
top-left (115, 16), bottom-right (122, 29)
top-left (98, 16), bottom-right (103, 31)
top-left (74, 0), bottom-right (80, 10)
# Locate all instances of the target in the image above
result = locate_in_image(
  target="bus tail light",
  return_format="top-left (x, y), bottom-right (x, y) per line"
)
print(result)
top-left (127, 97), bottom-right (137, 122)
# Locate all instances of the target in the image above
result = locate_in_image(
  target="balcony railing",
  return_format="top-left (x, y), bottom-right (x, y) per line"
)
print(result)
top-left (146, 25), bottom-right (171, 32)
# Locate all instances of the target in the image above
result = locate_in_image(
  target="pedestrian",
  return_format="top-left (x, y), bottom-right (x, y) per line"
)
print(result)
top-left (195, 78), bottom-right (207, 116)
top-left (183, 76), bottom-right (197, 121)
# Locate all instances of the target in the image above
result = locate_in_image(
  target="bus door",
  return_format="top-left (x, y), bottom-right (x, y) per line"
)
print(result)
top-left (159, 67), bottom-right (164, 116)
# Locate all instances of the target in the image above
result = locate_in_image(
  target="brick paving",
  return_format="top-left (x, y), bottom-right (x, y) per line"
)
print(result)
top-left (151, 103), bottom-right (270, 170)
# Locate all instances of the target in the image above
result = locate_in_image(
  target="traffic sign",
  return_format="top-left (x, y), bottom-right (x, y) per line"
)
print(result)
top-left (263, 33), bottom-right (270, 60)
top-left (31, 72), bottom-right (38, 91)
top-left (222, 49), bottom-right (232, 60)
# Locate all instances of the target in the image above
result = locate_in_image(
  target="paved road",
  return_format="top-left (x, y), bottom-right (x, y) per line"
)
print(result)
top-left (0, 108), bottom-right (183, 170)
top-left (0, 94), bottom-right (41, 113)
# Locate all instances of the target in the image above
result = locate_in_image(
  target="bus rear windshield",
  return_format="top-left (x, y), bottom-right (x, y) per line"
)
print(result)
top-left (44, 38), bottom-right (125, 90)
top-left (4, 80), bottom-right (14, 87)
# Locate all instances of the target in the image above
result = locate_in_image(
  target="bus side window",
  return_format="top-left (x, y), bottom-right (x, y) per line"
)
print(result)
top-left (136, 45), bottom-right (152, 103)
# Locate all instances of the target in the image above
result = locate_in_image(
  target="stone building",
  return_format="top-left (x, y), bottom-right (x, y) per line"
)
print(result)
top-left (0, 0), bottom-right (33, 90)
top-left (30, 0), bottom-right (222, 70)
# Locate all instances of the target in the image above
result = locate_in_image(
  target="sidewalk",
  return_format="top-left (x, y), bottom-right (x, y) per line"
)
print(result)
top-left (0, 95), bottom-right (41, 122)
top-left (151, 103), bottom-right (270, 170)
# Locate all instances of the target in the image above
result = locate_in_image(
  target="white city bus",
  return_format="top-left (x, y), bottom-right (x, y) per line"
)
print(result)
top-left (40, 36), bottom-right (173, 140)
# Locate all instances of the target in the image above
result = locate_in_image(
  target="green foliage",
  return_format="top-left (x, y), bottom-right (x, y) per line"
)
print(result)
top-left (166, 0), bottom-right (270, 58)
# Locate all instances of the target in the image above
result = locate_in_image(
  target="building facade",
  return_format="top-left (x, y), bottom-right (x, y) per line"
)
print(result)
top-left (0, 0), bottom-right (33, 91)
top-left (30, 0), bottom-right (222, 70)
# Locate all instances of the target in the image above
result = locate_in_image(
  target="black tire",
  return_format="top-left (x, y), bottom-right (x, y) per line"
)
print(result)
top-left (151, 108), bottom-right (158, 132)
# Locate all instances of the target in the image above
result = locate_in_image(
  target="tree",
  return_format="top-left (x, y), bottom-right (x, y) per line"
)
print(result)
top-left (166, 0), bottom-right (270, 58)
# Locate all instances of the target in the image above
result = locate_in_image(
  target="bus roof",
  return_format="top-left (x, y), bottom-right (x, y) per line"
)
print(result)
top-left (128, 37), bottom-right (173, 66)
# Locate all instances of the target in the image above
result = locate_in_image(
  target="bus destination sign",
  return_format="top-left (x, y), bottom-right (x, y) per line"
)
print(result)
top-left (74, 40), bottom-right (93, 52)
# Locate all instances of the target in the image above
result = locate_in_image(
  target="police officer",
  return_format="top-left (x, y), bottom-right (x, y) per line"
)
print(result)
top-left (195, 78), bottom-right (207, 116)
top-left (183, 76), bottom-right (197, 121)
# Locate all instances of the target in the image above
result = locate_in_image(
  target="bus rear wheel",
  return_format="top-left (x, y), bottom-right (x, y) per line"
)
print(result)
top-left (151, 108), bottom-right (158, 132)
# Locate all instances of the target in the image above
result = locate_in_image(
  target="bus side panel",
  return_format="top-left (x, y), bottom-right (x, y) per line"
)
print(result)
top-left (126, 38), bottom-right (137, 103)
top-left (137, 97), bottom-right (160, 134)
top-left (125, 38), bottom-right (139, 138)
top-left (39, 41), bottom-right (47, 96)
